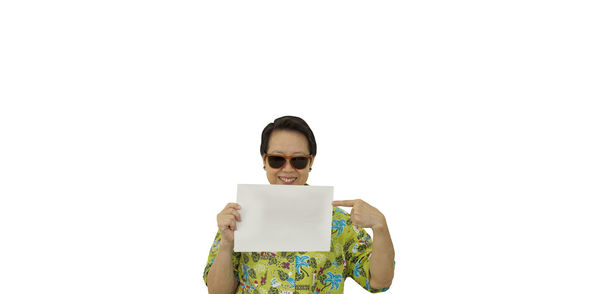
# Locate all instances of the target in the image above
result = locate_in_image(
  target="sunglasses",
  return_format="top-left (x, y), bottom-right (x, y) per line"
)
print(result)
top-left (264, 154), bottom-right (312, 169)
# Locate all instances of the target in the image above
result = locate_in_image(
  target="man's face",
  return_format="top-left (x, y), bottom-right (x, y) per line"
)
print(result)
top-left (263, 130), bottom-right (313, 185)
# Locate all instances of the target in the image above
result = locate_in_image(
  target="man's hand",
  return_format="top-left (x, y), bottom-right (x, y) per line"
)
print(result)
top-left (216, 203), bottom-right (242, 248)
top-left (332, 199), bottom-right (387, 230)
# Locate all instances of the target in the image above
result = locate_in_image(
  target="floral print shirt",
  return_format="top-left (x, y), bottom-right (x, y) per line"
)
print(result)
top-left (203, 206), bottom-right (391, 294)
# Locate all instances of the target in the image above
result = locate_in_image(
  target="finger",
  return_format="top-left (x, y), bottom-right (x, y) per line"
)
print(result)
top-left (231, 209), bottom-right (242, 221)
top-left (222, 208), bottom-right (241, 221)
top-left (225, 202), bottom-right (242, 210)
top-left (332, 200), bottom-right (356, 207)
top-left (218, 215), bottom-right (237, 227)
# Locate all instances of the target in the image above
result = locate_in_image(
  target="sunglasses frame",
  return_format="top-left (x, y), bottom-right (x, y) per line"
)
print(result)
top-left (263, 154), bottom-right (313, 170)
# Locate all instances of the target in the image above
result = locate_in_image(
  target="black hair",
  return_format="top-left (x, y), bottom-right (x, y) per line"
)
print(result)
top-left (260, 116), bottom-right (317, 156)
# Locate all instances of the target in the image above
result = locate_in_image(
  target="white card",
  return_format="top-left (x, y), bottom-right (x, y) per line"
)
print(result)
top-left (234, 184), bottom-right (333, 252)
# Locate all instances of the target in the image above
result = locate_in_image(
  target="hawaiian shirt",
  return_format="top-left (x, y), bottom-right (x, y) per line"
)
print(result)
top-left (203, 206), bottom-right (391, 294)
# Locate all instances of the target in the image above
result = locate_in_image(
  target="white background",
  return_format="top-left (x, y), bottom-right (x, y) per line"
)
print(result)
top-left (1, 1), bottom-right (599, 293)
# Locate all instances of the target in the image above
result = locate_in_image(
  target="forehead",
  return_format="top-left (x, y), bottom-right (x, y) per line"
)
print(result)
top-left (267, 130), bottom-right (310, 154)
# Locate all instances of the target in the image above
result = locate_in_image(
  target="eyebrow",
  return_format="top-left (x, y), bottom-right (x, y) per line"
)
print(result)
top-left (270, 150), bottom-right (308, 155)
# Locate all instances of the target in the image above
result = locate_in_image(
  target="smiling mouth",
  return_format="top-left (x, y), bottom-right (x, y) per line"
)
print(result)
top-left (278, 176), bottom-right (297, 184)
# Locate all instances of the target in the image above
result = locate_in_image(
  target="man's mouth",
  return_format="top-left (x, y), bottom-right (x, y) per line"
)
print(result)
top-left (278, 176), bottom-right (297, 184)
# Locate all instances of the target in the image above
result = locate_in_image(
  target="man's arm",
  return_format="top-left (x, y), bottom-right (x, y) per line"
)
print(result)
top-left (208, 202), bottom-right (242, 294)
top-left (369, 219), bottom-right (395, 289)
top-left (332, 199), bottom-right (395, 289)
top-left (206, 241), bottom-right (239, 294)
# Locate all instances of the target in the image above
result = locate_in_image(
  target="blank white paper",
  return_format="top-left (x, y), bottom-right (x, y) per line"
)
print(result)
top-left (234, 184), bottom-right (333, 252)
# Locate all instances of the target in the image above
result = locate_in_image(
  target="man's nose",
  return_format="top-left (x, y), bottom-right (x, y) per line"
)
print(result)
top-left (282, 159), bottom-right (295, 171)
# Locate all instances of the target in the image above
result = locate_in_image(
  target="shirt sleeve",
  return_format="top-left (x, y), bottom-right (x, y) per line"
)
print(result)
top-left (343, 224), bottom-right (391, 293)
top-left (203, 230), bottom-right (241, 286)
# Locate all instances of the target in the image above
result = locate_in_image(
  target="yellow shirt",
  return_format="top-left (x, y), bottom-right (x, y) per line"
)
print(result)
top-left (203, 206), bottom-right (391, 294)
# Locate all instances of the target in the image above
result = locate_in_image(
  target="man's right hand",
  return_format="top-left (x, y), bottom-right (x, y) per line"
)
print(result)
top-left (216, 203), bottom-right (242, 248)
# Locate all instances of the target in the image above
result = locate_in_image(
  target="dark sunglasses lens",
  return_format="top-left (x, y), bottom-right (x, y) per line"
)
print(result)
top-left (268, 156), bottom-right (285, 168)
top-left (291, 157), bottom-right (309, 169)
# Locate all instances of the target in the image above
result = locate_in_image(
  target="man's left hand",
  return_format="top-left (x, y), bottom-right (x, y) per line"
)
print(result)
top-left (332, 199), bottom-right (387, 230)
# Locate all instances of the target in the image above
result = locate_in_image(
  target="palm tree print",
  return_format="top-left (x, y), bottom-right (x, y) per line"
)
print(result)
top-left (296, 255), bottom-right (310, 276)
top-left (353, 260), bottom-right (364, 278)
top-left (242, 264), bottom-right (251, 282)
top-left (334, 207), bottom-right (346, 215)
top-left (332, 219), bottom-right (346, 236)
top-left (323, 272), bottom-right (343, 291)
